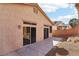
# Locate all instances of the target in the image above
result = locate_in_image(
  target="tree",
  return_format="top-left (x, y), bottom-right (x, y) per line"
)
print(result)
top-left (69, 18), bottom-right (78, 28)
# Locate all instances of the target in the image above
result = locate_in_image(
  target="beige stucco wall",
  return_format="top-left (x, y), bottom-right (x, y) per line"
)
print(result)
top-left (0, 4), bottom-right (53, 55)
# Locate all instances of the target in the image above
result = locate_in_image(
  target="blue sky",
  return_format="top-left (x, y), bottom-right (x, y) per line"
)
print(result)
top-left (39, 3), bottom-right (78, 24)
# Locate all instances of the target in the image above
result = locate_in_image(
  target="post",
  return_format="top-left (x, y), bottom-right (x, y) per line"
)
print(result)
top-left (77, 9), bottom-right (79, 36)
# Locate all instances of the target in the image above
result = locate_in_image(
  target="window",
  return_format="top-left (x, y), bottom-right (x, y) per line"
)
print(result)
top-left (57, 26), bottom-right (62, 30)
top-left (50, 26), bottom-right (52, 33)
top-left (33, 7), bottom-right (38, 14)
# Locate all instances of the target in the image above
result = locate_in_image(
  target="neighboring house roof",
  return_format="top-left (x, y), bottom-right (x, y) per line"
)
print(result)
top-left (21, 3), bottom-right (54, 25)
top-left (54, 21), bottom-right (65, 26)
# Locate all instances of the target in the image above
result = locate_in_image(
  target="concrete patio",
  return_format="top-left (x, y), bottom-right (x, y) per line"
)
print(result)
top-left (4, 37), bottom-right (63, 56)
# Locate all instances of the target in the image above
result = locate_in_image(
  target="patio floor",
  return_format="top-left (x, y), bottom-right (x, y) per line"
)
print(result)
top-left (4, 37), bottom-right (63, 56)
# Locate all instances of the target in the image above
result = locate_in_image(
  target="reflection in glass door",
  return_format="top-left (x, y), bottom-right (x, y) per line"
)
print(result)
top-left (23, 27), bottom-right (30, 45)
top-left (31, 27), bottom-right (36, 44)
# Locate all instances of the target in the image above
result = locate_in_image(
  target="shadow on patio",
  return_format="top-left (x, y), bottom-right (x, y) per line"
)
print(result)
top-left (46, 46), bottom-right (69, 56)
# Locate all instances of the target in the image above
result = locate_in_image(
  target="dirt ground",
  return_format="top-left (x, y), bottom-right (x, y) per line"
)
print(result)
top-left (46, 41), bottom-right (79, 56)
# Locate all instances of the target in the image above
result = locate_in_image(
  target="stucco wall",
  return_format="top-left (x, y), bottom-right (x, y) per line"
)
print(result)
top-left (0, 13), bottom-right (23, 55)
top-left (0, 4), bottom-right (52, 55)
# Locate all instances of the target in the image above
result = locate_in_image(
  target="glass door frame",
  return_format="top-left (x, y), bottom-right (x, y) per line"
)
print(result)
top-left (23, 24), bottom-right (36, 45)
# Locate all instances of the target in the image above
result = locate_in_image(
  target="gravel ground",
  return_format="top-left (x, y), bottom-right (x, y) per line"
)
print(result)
top-left (46, 41), bottom-right (79, 56)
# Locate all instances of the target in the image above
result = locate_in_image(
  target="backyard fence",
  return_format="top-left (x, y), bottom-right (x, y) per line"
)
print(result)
top-left (53, 25), bottom-right (79, 37)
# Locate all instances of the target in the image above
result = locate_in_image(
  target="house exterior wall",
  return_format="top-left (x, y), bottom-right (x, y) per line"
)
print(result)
top-left (0, 4), bottom-right (52, 55)
top-left (75, 3), bottom-right (79, 35)
top-left (76, 3), bottom-right (79, 19)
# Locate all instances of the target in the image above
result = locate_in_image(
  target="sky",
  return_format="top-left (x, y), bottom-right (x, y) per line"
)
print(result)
top-left (39, 3), bottom-right (78, 24)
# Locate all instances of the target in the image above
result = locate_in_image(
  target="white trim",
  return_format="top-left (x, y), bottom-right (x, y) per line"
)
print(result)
top-left (23, 24), bottom-right (36, 27)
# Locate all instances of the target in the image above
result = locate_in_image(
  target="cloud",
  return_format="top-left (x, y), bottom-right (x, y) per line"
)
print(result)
top-left (74, 7), bottom-right (78, 19)
top-left (39, 3), bottom-right (78, 24)
top-left (39, 4), bottom-right (58, 12)
top-left (39, 3), bottom-right (72, 13)
top-left (58, 15), bottom-right (75, 20)
top-left (51, 14), bottom-right (78, 24)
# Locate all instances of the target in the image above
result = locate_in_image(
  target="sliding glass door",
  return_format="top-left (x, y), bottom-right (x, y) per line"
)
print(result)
top-left (44, 28), bottom-right (49, 39)
top-left (23, 27), bottom-right (36, 46)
